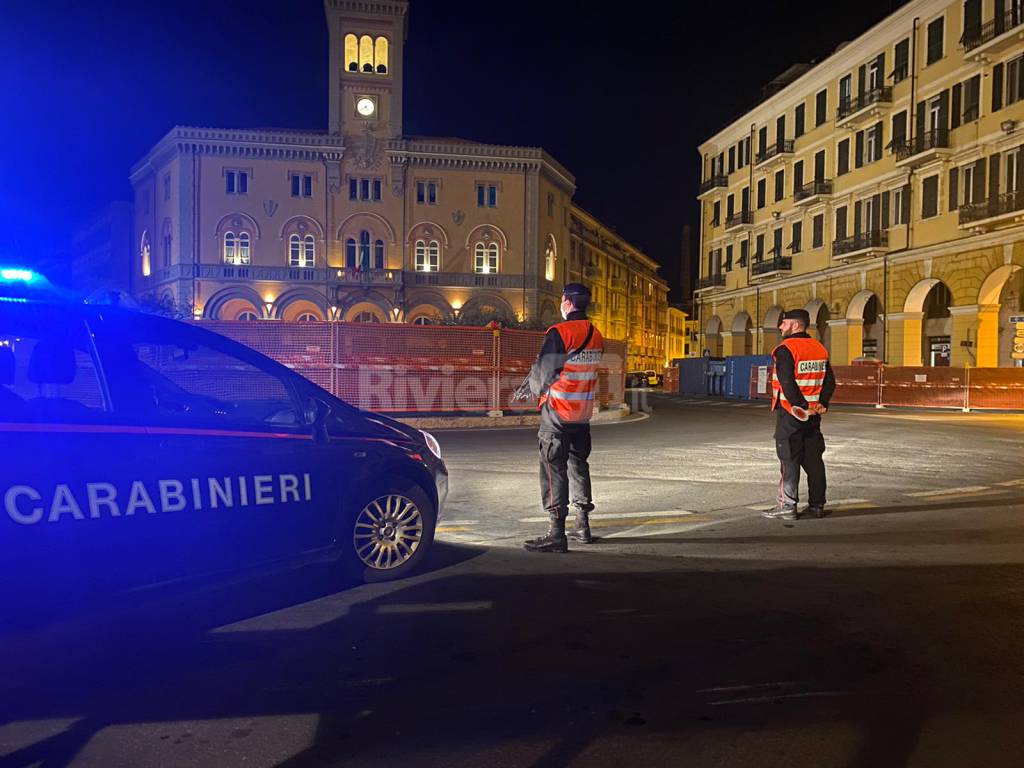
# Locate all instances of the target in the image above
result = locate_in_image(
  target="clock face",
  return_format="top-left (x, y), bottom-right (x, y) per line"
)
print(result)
top-left (356, 97), bottom-right (376, 117)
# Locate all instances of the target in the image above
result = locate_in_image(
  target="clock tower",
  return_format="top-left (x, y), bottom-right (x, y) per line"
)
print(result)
top-left (325, 0), bottom-right (408, 140)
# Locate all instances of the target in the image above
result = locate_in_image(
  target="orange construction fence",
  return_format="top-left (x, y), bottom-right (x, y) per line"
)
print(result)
top-left (198, 321), bottom-right (627, 414)
top-left (748, 362), bottom-right (1024, 411)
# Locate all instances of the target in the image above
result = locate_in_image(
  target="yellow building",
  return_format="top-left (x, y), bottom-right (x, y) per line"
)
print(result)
top-left (666, 306), bottom-right (690, 362)
top-left (695, 0), bottom-right (1024, 368)
top-left (567, 207), bottom-right (670, 371)
top-left (127, 0), bottom-right (670, 366)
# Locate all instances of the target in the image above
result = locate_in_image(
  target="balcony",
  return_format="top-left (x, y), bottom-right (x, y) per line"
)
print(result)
top-left (584, 264), bottom-right (603, 279)
top-left (407, 270), bottom-right (524, 290)
top-left (609, 276), bottom-right (626, 290)
top-left (959, 190), bottom-right (1024, 231)
top-left (725, 210), bottom-right (754, 231)
top-left (200, 264), bottom-right (327, 282)
top-left (754, 140), bottom-right (794, 168)
top-left (696, 273), bottom-right (726, 292)
top-left (895, 129), bottom-right (951, 166)
top-left (750, 256), bottom-right (792, 280)
top-left (333, 267), bottom-right (400, 286)
top-left (836, 87), bottom-right (894, 128)
top-left (793, 179), bottom-right (834, 206)
top-left (610, 306), bottom-right (625, 319)
top-left (832, 230), bottom-right (889, 260)
top-left (962, 10), bottom-right (1024, 61)
top-left (698, 175), bottom-right (729, 198)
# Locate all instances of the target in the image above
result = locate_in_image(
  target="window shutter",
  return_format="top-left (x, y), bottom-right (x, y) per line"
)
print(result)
top-left (938, 90), bottom-right (950, 131)
top-left (916, 101), bottom-right (926, 141)
top-left (951, 83), bottom-right (962, 129)
top-left (872, 194), bottom-right (882, 230)
top-left (854, 200), bottom-right (863, 233)
top-left (876, 53), bottom-right (885, 82)
top-left (974, 159), bottom-right (986, 201)
top-left (993, 63), bottom-right (1004, 112)
top-left (858, 65), bottom-right (866, 96)
top-left (874, 123), bottom-right (883, 161)
top-left (882, 190), bottom-right (891, 228)
top-left (794, 161), bottom-right (804, 194)
top-left (990, 153), bottom-right (1001, 201)
top-left (901, 184), bottom-right (911, 221)
top-left (836, 206), bottom-right (848, 239)
top-left (1018, 146), bottom-right (1024, 190)
top-left (855, 131), bottom-right (865, 168)
top-left (949, 167), bottom-right (959, 210)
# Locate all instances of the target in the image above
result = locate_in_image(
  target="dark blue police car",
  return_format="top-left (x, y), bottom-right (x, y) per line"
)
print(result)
top-left (0, 269), bottom-right (447, 608)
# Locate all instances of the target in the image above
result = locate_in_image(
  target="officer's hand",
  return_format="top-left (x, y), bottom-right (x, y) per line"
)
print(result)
top-left (810, 403), bottom-right (827, 415)
top-left (511, 382), bottom-right (533, 402)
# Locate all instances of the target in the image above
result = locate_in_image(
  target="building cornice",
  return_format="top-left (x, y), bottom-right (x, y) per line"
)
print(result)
top-left (698, 0), bottom-right (948, 154)
top-left (130, 126), bottom-right (347, 181)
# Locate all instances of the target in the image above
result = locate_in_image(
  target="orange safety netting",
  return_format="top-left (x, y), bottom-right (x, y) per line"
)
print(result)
top-left (196, 322), bottom-right (626, 414)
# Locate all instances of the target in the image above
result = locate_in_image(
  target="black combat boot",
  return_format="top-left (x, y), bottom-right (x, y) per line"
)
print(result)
top-left (567, 509), bottom-right (593, 544)
top-left (801, 504), bottom-right (829, 519)
top-left (524, 512), bottom-right (568, 553)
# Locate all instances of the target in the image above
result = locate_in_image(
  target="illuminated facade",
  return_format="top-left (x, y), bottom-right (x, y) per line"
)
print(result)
top-left (128, 0), bottom-right (669, 370)
top-left (695, 0), bottom-right (1024, 367)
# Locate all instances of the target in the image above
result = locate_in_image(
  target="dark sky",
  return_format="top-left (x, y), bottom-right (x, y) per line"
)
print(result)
top-left (0, 0), bottom-right (905, 300)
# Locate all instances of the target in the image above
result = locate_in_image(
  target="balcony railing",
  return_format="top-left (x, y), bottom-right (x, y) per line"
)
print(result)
top-left (891, 64), bottom-right (909, 84)
top-left (751, 256), bottom-right (792, 276)
top-left (333, 268), bottom-right (399, 285)
top-left (962, 10), bottom-right (1024, 52)
top-left (837, 86), bottom-right (894, 120)
top-left (584, 264), bottom-right (603, 279)
top-left (894, 128), bottom-right (950, 161)
top-left (794, 179), bottom-right (833, 202)
top-left (725, 211), bottom-right (753, 228)
top-left (755, 140), bottom-right (794, 165)
top-left (697, 274), bottom-right (726, 290)
top-left (699, 175), bottom-right (728, 194)
top-left (959, 190), bottom-right (1024, 225)
top-left (408, 271), bottom-right (524, 290)
top-left (833, 230), bottom-right (889, 257)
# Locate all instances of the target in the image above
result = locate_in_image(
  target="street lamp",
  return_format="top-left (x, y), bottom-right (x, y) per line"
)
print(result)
top-left (392, 305), bottom-right (402, 322)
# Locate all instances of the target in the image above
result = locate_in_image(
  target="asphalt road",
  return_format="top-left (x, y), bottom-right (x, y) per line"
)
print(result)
top-left (3, 394), bottom-right (1024, 767)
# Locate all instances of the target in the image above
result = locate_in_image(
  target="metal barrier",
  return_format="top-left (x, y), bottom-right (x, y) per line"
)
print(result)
top-left (748, 363), bottom-right (1024, 411)
top-left (198, 321), bottom-right (627, 414)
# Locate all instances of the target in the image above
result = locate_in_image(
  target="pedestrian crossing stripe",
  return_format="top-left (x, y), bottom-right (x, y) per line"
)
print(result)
top-left (906, 486), bottom-right (990, 497)
top-left (517, 509), bottom-right (694, 523)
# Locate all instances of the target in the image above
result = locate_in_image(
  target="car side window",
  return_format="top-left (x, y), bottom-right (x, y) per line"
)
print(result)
top-left (0, 305), bottom-right (107, 423)
top-left (95, 315), bottom-right (304, 430)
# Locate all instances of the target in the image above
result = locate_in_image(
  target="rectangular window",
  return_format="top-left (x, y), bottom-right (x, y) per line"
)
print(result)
top-left (949, 166), bottom-right (959, 211)
top-left (893, 38), bottom-right (910, 82)
top-left (815, 89), bottom-right (828, 126)
top-left (225, 170), bottom-right (248, 195)
top-left (774, 169), bottom-right (785, 202)
top-left (772, 228), bottom-right (783, 258)
top-left (477, 184), bottom-right (498, 208)
top-left (373, 179), bottom-right (382, 201)
top-left (812, 214), bottom-right (824, 248)
top-left (758, 126), bottom-right (768, 157)
top-left (163, 175), bottom-right (171, 201)
top-left (755, 233), bottom-right (765, 260)
top-left (349, 178), bottom-right (358, 201)
top-left (791, 221), bottom-right (803, 253)
top-left (417, 181), bottom-right (425, 204)
top-left (226, 171), bottom-right (235, 194)
top-left (429, 182), bottom-right (437, 204)
top-left (304, 175), bottom-right (313, 198)
top-left (728, 146), bottom-right (736, 174)
top-left (795, 103), bottom-right (806, 138)
top-left (361, 178), bottom-right (371, 201)
top-left (994, 62), bottom-right (1005, 112)
top-left (739, 239), bottom-right (749, 267)
top-left (963, 74), bottom-right (981, 122)
top-left (793, 160), bottom-right (804, 195)
top-left (891, 110), bottom-right (908, 149)
top-left (488, 185), bottom-right (497, 207)
top-left (727, 193), bottom-right (735, 218)
top-left (835, 206), bottom-right (848, 240)
top-left (712, 200), bottom-right (721, 226)
top-left (290, 174), bottom-right (313, 198)
top-left (1007, 55), bottom-right (1024, 107)
top-left (963, 164), bottom-right (975, 205)
top-left (926, 17), bottom-right (944, 65)
top-left (922, 175), bottom-right (939, 218)
top-left (837, 138), bottom-right (850, 175)
top-left (757, 179), bottom-right (766, 209)
top-left (839, 74), bottom-right (853, 113)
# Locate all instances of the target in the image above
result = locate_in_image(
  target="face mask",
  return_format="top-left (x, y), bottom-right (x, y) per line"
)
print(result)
top-left (560, 305), bottom-right (569, 320)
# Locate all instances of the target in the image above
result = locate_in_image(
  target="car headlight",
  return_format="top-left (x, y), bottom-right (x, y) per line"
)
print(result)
top-left (420, 430), bottom-right (441, 460)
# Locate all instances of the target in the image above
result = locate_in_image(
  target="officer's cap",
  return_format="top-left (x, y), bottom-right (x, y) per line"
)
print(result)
top-left (562, 282), bottom-right (591, 299)
top-left (781, 309), bottom-right (811, 325)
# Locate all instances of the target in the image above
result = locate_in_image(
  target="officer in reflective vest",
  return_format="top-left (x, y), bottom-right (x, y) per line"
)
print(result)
top-left (763, 308), bottom-right (836, 521)
top-left (520, 283), bottom-right (605, 552)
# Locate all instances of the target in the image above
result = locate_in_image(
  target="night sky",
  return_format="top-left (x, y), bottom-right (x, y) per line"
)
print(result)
top-left (1, 0), bottom-right (906, 299)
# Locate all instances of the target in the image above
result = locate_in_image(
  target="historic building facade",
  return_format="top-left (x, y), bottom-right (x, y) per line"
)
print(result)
top-left (695, 0), bottom-right (1024, 367)
top-left (127, 0), bottom-right (673, 371)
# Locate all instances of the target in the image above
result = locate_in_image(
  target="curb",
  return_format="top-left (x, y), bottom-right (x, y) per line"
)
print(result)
top-left (397, 404), bottom-right (632, 430)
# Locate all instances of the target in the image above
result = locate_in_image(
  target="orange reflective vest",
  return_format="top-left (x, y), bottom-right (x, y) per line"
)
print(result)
top-left (771, 336), bottom-right (829, 415)
top-left (541, 319), bottom-right (605, 424)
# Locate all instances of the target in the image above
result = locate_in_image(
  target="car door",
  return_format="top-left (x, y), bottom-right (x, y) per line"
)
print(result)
top-left (0, 302), bottom-right (185, 607)
top-left (91, 311), bottom-right (340, 573)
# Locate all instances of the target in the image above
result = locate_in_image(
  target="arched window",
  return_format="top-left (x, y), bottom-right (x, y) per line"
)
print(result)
top-left (474, 242), bottom-right (499, 274)
top-left (375, 37), bottom-right (389, 73)
top-left (224, 232), bottom-right (236, 264)
top-left (359, 229), bottom-right (371, 269)
top-left (374, 239), bottom-right (385, 269)
top-left (140, 231), bottom-right (151, 277)
top-left (238, 310), bottom-right (258, 322)
top-left (238, 232), bottom-right (251, 264)
top-left (288, 233), bottom-right (315, 268)
top-left (360, 35), bottom-right (374, 73)
top-left (413, 315), bottom-right (434, 326)
top-left (345, 34), bottom-right (359, 72)
top-left (354, 311), bottom-right (380, 323)
top-left (296, 312), bottom-right (319, 323)
top-left (346, 238), bottom-right (357, 268)
top-left (544, 236), bottom-right (557, 282)
top-left (415, 239), bottom-right (440, 272)
top-left (162, 233), bottom-right (171, 267)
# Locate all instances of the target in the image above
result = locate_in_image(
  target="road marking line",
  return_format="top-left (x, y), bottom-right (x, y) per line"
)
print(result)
top-left (696, 681), bottom-right (801, 693)
top-left (377, 601), bottom-right (492, 614)
top-left (906, 486), bottom-right (990, 497)
top-left (710, 691), bottom-right (848, 706)
top-left (435, 526), bottom-right (474, 533)
top-left (996, 479), bottom-right (1024, 487)
top-left (518, 510), bottom-right (693, 523)
top-left (746, 498), bottom-right (869, 511)
top-left (438, 520), bottom-right (478, 526)
top-left (592, 516), bottom-right (696, 529)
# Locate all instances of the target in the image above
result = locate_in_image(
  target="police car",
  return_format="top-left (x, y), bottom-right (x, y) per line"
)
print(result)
top-left (0, 268), bottom-right (447, 609)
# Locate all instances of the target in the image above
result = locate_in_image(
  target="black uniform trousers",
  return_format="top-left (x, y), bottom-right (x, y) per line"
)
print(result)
top-left (538, 424), bottom-right (594, 518)
top-left (775, 410), bottom-right (827, 509)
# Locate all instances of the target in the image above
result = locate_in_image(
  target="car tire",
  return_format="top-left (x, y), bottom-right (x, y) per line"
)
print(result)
top-left (336, 482), bottom-right (436, 584)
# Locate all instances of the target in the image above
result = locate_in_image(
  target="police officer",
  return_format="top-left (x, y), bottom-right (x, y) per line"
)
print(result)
top-left (762, 309), bottom-right (836, 521)
top-left (515, 284), bottom-right (605, 552)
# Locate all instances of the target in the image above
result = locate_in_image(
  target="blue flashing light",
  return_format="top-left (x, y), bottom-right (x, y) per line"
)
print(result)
top-left (0, 268), bottom-right (37, 283)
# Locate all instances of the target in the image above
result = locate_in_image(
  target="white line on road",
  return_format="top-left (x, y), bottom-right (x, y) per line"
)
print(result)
top-left (746, 498), bottom-right (870, 511)
top-left (518, 510), bottom-right (694, 523)
top-left (696, 681), bottom-right (801, 693)
top-left (710, 691), bottom-right (849, 706)
top-left (376, 601), bottom-right (492, 615)
top-left (437, 520), bottom-right (478, 526)
top-left (996, 479), bottom-right (1024, 487)
top-left (906, 486), bottom-right (990, 497)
